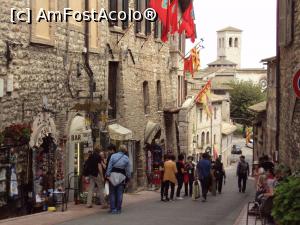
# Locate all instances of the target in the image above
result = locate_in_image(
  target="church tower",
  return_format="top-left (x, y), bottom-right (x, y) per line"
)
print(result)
top-left (217, 27), bottom-right (242, 68)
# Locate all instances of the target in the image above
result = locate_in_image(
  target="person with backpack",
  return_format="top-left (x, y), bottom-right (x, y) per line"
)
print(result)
top-left (106, 145), bottom-right (131, 214)
top-left (197, 153), bottom-right (211, 202)
top-left (236, 155), bottom-right (250, 193)
top-left (215, 157), bottom-right (226, 194)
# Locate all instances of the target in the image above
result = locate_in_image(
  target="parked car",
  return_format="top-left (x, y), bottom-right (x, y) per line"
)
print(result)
top-left (231, 145), bottom-right (242, 155)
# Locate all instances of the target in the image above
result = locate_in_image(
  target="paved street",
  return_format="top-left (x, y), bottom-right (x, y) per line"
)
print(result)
top-left (57, 137), bottom-right (254, 225)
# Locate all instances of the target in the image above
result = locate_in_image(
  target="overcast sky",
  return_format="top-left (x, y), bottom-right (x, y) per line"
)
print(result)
top-left (187, 0), bottom-right (277, 69)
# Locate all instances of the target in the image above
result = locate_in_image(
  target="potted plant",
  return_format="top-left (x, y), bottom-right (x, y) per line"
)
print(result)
top-left (272, 174), bottom-right (300, 225)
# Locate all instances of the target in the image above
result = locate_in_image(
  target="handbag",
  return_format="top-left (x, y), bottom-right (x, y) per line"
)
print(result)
top-left (192, 180), bottom-right (201, 200)
top-left (103, 181), bottom-right (109, 196)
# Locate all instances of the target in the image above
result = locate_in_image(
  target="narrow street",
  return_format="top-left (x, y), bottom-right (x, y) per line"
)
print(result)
top-left (57, 137), bottom-right (254, 225)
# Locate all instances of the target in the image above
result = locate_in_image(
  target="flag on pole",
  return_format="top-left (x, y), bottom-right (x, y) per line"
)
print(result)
top-left (183, 55), bottom-right (194, 79)
top-left (178, 0), bottom-right (196, 43)
top-left (191, 47), bottom-right (200, 72)
top-left (195, 80), bottom-right (213, 118)
top-left (151, 0), bottom-right (178, 42)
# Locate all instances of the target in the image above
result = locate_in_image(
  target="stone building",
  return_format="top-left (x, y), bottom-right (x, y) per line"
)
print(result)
top-left (0, 0), bottom-right (187, 210)
top-left (194, 26), bottom-right (267, 89)
top-left (275, 0), bottom-right (300, 171)
top-left (179, 82), bottom-right (236, 167)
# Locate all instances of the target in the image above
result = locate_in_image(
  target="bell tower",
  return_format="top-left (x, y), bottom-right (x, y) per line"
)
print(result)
top-left (217, 26), bottom-right (242, 68)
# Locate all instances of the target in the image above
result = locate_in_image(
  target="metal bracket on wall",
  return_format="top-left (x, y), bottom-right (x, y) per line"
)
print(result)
top-left (106, 43), bottom-right (114, 59)
top-left (128, 49), bottom-right (135, 65)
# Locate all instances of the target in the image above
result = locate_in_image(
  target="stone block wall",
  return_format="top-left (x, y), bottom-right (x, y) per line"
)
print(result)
top-left (278, 0), bottom-right (300, 171)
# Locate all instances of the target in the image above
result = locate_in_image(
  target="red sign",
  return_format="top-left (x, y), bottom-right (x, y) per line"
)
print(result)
top-left (293, 70), bottom-right (300, 98)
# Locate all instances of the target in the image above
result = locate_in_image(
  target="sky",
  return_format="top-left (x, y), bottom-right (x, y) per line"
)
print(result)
top-left (187, 0), bottom-right (277, 69)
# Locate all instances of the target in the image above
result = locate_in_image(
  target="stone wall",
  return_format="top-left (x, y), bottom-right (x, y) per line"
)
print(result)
top-left (278, 0), bottom-right (300, 171)
top-left (0, 0), bottom-right (181, 187)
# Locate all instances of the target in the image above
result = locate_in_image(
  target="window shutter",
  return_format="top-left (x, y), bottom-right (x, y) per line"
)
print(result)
top-left (145, 0), bottom-right (151, 35)
top-left (122, 0), bottom-right (129, 29)
top-left (154, 20), bottom-right (159, 38)
top-left (286, 0), bottom-right (293, 45)
top-left (109, 0), bottom-right (117, 26)
top-left (279, 0), bottom-right (287, 46)
top-left (135, 0), bottom-right (141, 33)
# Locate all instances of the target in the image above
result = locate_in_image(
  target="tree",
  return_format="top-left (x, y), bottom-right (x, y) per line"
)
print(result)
top-left (228, 80), bottom-right (266, 129)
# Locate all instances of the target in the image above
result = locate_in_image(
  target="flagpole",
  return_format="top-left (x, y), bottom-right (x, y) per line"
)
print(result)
top-left (180, 40), bottom-right (204, 61)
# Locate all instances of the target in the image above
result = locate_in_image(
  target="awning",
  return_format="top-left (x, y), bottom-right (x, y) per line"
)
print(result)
top-left (221, 122), bottom-right (237, 135)
top-left (108, 124), bottom-right (133, 141)
top-left (144, 121), bottom-right (161, 144)
top-left (248, 101), bottom-right (267, 113)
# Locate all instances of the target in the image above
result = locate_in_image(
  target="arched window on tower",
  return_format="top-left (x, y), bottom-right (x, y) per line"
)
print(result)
top-left (222, 38), bottom-right (225, 47)
top-left (229, 37), bottom-right (233, 47)
top-left (219, 38), bottom-right (222, 48)
top-left (206, 131), bottom-right (210, 144)
top-left (234, 38), bottom-right (238, 47)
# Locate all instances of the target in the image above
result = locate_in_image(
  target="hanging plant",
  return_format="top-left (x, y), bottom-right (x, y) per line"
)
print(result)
top-left (3, 123), bottom-right (32, 145)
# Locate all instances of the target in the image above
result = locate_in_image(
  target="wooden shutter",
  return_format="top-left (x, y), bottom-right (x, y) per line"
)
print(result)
top-left (145, 0), bottom-right (151, 35)
top-left (285, 0), bottom-right (294, 45)
top-left (122, 0), bottom-right (129, 29)
top-left (109, 0), bottom-right (117, 26)
top-left (135, 0), bottom-right (141, 33)
top-left (279, 0), bottom-right (287, 46)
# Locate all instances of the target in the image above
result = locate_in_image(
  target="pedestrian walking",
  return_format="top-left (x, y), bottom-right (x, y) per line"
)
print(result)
top-left (184, 156), bottom-right (195, 197)
top-left (106, 145), bottom-right (131, 214)
top-left (197, 153), bottom-right (211, 202)
top-left (83, 148), bottom-right (107, 208)
top-left (163, 154), bottom-right (177, 201)
top-left (160, 155), bottom-right (167, 201)
top-left (236, 155), bottom-right (250, 193)
top-left (215, 157), bottom-right (226, 194)
top-left (176, 154), bottom-right (185, 200)
top-left (210, 161), bottom-right (217, 196)
top-left (106, 144), bottom-right (117, 166)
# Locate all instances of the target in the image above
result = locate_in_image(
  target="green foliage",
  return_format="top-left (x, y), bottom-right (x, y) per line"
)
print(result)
top-left (272, 175), bottom-right (300, 225)
top-left (228, 80), bottom-right (266, 125)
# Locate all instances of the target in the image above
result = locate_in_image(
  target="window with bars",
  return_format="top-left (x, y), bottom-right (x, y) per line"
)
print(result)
top-left (156, 80), bottom-right (162, 110)
top-left (143, 81), bottom-right (150, 114)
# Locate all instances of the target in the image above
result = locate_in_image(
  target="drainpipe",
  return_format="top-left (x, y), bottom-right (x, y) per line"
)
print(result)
top-left (84, 0), bottom-right (97, 144)
top-left (275, 0), bottom-right (280, 163)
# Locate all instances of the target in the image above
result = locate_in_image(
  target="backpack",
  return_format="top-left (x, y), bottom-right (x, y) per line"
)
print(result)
top-left (239, 161), bottom-right (248, 175)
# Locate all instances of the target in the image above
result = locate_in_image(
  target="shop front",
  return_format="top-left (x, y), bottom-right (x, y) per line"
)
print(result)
top-left (144, 121), bottom-right (164, 189)
top-left (29, 112), bottom-right (64, 212)
top-left (67, 115), bottom-right (93, 203)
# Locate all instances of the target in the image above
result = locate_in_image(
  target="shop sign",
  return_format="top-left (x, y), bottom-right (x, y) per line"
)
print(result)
top-left (293, 69), bottom-right (300, 98)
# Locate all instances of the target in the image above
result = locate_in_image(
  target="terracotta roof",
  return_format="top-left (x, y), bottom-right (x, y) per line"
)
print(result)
top-left (248, 101), bottom-right (267, 113)
top-left (217, 26), bottom-right (243, 32)
top-left (221, 122), bottom-right (237, 135)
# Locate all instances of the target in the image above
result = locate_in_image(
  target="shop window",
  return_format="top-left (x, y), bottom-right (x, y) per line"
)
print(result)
top-left (156, 80), bottom-right (162, 110)
top-left (229, 37), bottom-right (233, 47)
top-left (30, 0), bottom-right (55, 45)
top-left (206, 131), bottom-right (210, 144)
top-left (108, 62), bottom-right (118, 119)
top-left (143, 81), bottom-right (150, 114)
top-left (234, 38), bottom-right (238, 47)
top-left (109, 0), bottom-right (129, 29)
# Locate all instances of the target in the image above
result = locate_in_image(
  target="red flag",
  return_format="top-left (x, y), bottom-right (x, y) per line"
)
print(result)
top-left (179, 1), bottom-right (196, 42)
top-left (150, 0), bottom-right (168, 26)
top-left (152, 0), bottom-right (178, 42)
top-left (184, 55), bottom-right (194, 78)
